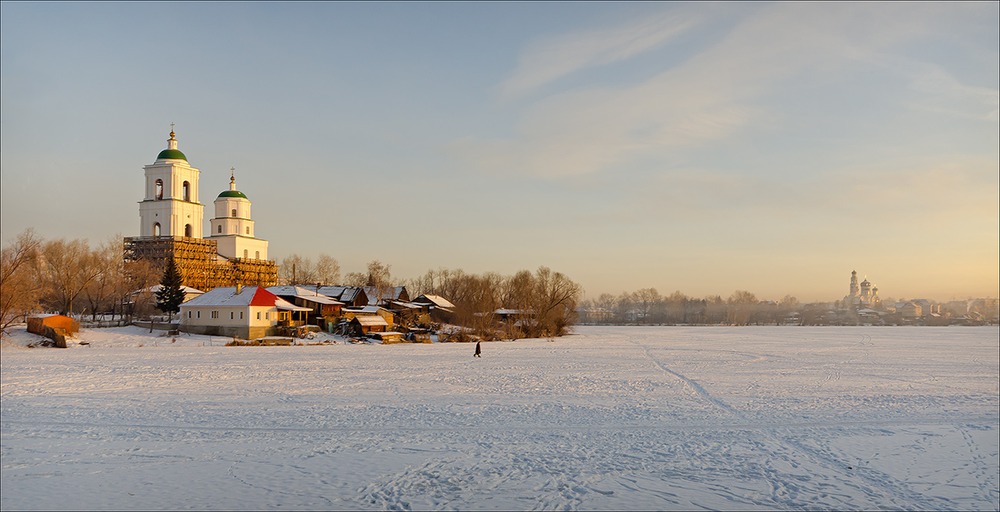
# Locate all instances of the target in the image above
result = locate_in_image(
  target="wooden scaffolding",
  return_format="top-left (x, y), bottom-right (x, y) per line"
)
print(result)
top-left (124, 236), bottom-right (278, 291)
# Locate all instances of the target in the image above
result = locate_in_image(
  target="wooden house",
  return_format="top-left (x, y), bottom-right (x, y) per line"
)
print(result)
top-left (267, 285), bottom-right (344, 330)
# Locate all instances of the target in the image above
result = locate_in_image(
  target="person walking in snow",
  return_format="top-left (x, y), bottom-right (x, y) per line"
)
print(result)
top-left (474, 340), bottom-right (482, 358)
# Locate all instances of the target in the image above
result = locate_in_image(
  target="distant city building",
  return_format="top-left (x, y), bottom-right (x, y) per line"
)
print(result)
top-left (125, 129), bottom-right (278, 290)
top-left (845, 270), bottom-right (880, 308)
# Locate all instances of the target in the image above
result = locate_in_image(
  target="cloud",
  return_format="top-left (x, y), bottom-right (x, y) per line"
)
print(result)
top-left (456, 3), bottom-right (998, 183)
top-left (498, 8), bottom-right (700, 98)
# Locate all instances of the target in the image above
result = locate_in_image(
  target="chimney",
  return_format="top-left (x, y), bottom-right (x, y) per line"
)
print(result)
top-left (236, 283), bottom-right (243, 294)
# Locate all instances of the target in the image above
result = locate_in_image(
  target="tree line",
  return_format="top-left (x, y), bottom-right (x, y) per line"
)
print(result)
top-left (1, 229), bottom-right (161, 332)
top-left (577, 288), bottom-right (802, 326)
top-left (280, 255), bottom-right (584, 339)
top-left (1, 231), bottom-right (584, 339)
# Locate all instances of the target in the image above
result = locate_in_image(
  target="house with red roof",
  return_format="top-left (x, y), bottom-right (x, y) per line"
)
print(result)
top-left (179, 285), bottom-right (310, 339)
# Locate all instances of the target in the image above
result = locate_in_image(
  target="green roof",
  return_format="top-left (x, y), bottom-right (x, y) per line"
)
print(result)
top-left (157, 148), bottom-right (188, 161)
top-left (218, 190), bottom-right (248, 199)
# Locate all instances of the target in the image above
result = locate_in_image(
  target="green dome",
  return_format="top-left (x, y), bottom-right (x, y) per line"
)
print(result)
top-left (157, 148), bottom-right (188, 161)
top-left (218, 190), bottom-right (248, 199)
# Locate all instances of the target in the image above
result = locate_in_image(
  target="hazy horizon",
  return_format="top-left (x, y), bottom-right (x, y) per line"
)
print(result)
top-left (2, 2), bottom-right (997, 303)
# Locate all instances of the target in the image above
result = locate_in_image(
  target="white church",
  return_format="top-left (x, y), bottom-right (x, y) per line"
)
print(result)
top-left (126, 128), bottom-right (278, 291)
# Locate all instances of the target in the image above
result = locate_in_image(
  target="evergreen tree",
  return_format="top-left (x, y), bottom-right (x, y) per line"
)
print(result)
top-left (155, 257), bottom-right (185, 322)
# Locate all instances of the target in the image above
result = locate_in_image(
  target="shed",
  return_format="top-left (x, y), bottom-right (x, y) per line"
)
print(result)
top-left (348, 315), bottom-right (388, 336)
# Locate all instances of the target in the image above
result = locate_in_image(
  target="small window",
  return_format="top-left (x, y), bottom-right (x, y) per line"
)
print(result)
top-left (257, 312), bottom-right (261, 320)
top-left (230, 312), bottom-right (234, 320)
top-left (255, 251), bottom-right (260, 259)
top-left (246, 226), bottom-right (250, 235)
top-left (197, 311), bottom-right (200, 319)
top-left (153, 222), bottom-right (161, 237)
top-left (232, 208), bottom-right (237, 217)
top-left (211, 311), bottom-right (219, 319)
top-left (265, 312), bottom-right (270, 320)
top-left (243, 249), bottom-right (248, 259)
top-left (187, 311), bottom-right (191, 318)
top-left (185, 224), bottom-right (192, 237)
top-left (218, 225), bottom-right (222, 234)
top-left (240, 312), bottom-right (244, 320)
top-left (155, 179), bottom-right (163, 200)
top-left (183, 181), bottom-right (191, 202)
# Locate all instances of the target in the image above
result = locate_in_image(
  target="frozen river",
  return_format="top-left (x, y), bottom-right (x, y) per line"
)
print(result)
top-left (2, 325), bottom-right (998, 510)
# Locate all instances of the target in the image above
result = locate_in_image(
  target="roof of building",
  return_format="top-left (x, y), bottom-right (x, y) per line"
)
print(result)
top-left (318, 286), bottom-right (367, 304)
top-left (344, 305), bottom-right (384, 315)
top-left (364, 286), bottom-right (408, 305)
top-left (350, 315), bottom-right (389, 327)
top-left (182, 286), bottom-right (283, 308)
top-left (266, 286), bottom-right (343, 305)
top-left (156, 148), bottom-right (188, 161)
top-left (218, 190), bottom-right (248, 199)
top-left (412, 294), bottom-right (456, 309)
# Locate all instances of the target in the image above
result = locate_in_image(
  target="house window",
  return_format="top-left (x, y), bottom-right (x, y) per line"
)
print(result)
top-left (187, 311), bottom-right (191, 318)
top-left (230, 312), bottom-right (234, 320)
top-left (153, 222), bottom-right (161, 237)
top-left (240, 312), bottom-right (244, 320)
top-left (232, 208), bottom-right (237, 217)
top-left (211, 311), bottom-right (219, 319)
top-left (155, 179), bottom-right (163, 200)
top-left (265, 312), bottom-right (270, 320)
top-left (197, 311), bottom-right (200, 319)
top-left (183, 181), bottom-right (191, 202)
top-left (257, 312), bottom-right (261, 320)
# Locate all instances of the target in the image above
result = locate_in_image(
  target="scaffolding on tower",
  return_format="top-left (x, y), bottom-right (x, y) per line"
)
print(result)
top-left (124, 236), bottom-right (278, 291)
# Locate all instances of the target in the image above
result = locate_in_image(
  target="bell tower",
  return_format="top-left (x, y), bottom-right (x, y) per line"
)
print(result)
top-left (138, 127), bottom-right (204, 238)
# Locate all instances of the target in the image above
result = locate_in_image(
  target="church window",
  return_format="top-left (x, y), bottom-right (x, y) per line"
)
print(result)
top-left (232, 208), bottom-right (237, 217)
top-left (155, 179), bottom-right (163, 200)
top-left (243, 249), bottom-right (249, 259)
top-left (183, 181), bottom-right (191, 202)
top-left (255, 251), bottom-right (260, 259)
top-left (153, 222), bottom-right (161, 237)
top-left (184, 224), bottom-right (192, 237)
top-left (246, 227), bottom-right (250, 235)
top-left (218, 225), bottom-right (222, 234)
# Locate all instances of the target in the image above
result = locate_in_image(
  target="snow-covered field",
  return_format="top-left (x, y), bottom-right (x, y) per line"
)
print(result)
top-left (2, 325), bottom-right (997, 511)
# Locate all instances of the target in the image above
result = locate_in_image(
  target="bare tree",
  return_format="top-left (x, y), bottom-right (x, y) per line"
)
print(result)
top-left (37, 238), bottom-right (104, 316)
top-left (82, 236), bottom-right (126, 321)
top-left (727, 290), bottom-right (759, 325)
top-left (123, 258), bottom-right (159, 322)
top-left (633, 288), bottom-right (661, 324)
top-left (279, 254), bottom-right (317, 285)
top-left (314, 254), bottom-right (341, 285)
top-left (0, 229), bottom-right (43, 334)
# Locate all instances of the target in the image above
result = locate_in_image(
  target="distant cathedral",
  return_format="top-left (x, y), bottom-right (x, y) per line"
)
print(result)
top-left (125, 128), bottom-right (278, 290)
top-left (845, 270), bottom-right (880, 308)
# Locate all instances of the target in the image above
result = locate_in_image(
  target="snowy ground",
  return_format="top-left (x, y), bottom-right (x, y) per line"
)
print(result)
top-left (2, 325), bottom-right (997, 511)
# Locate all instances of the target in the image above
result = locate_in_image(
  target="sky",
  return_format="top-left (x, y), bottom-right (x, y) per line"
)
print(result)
top-left (1, 1), bottom-right (997, 303)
